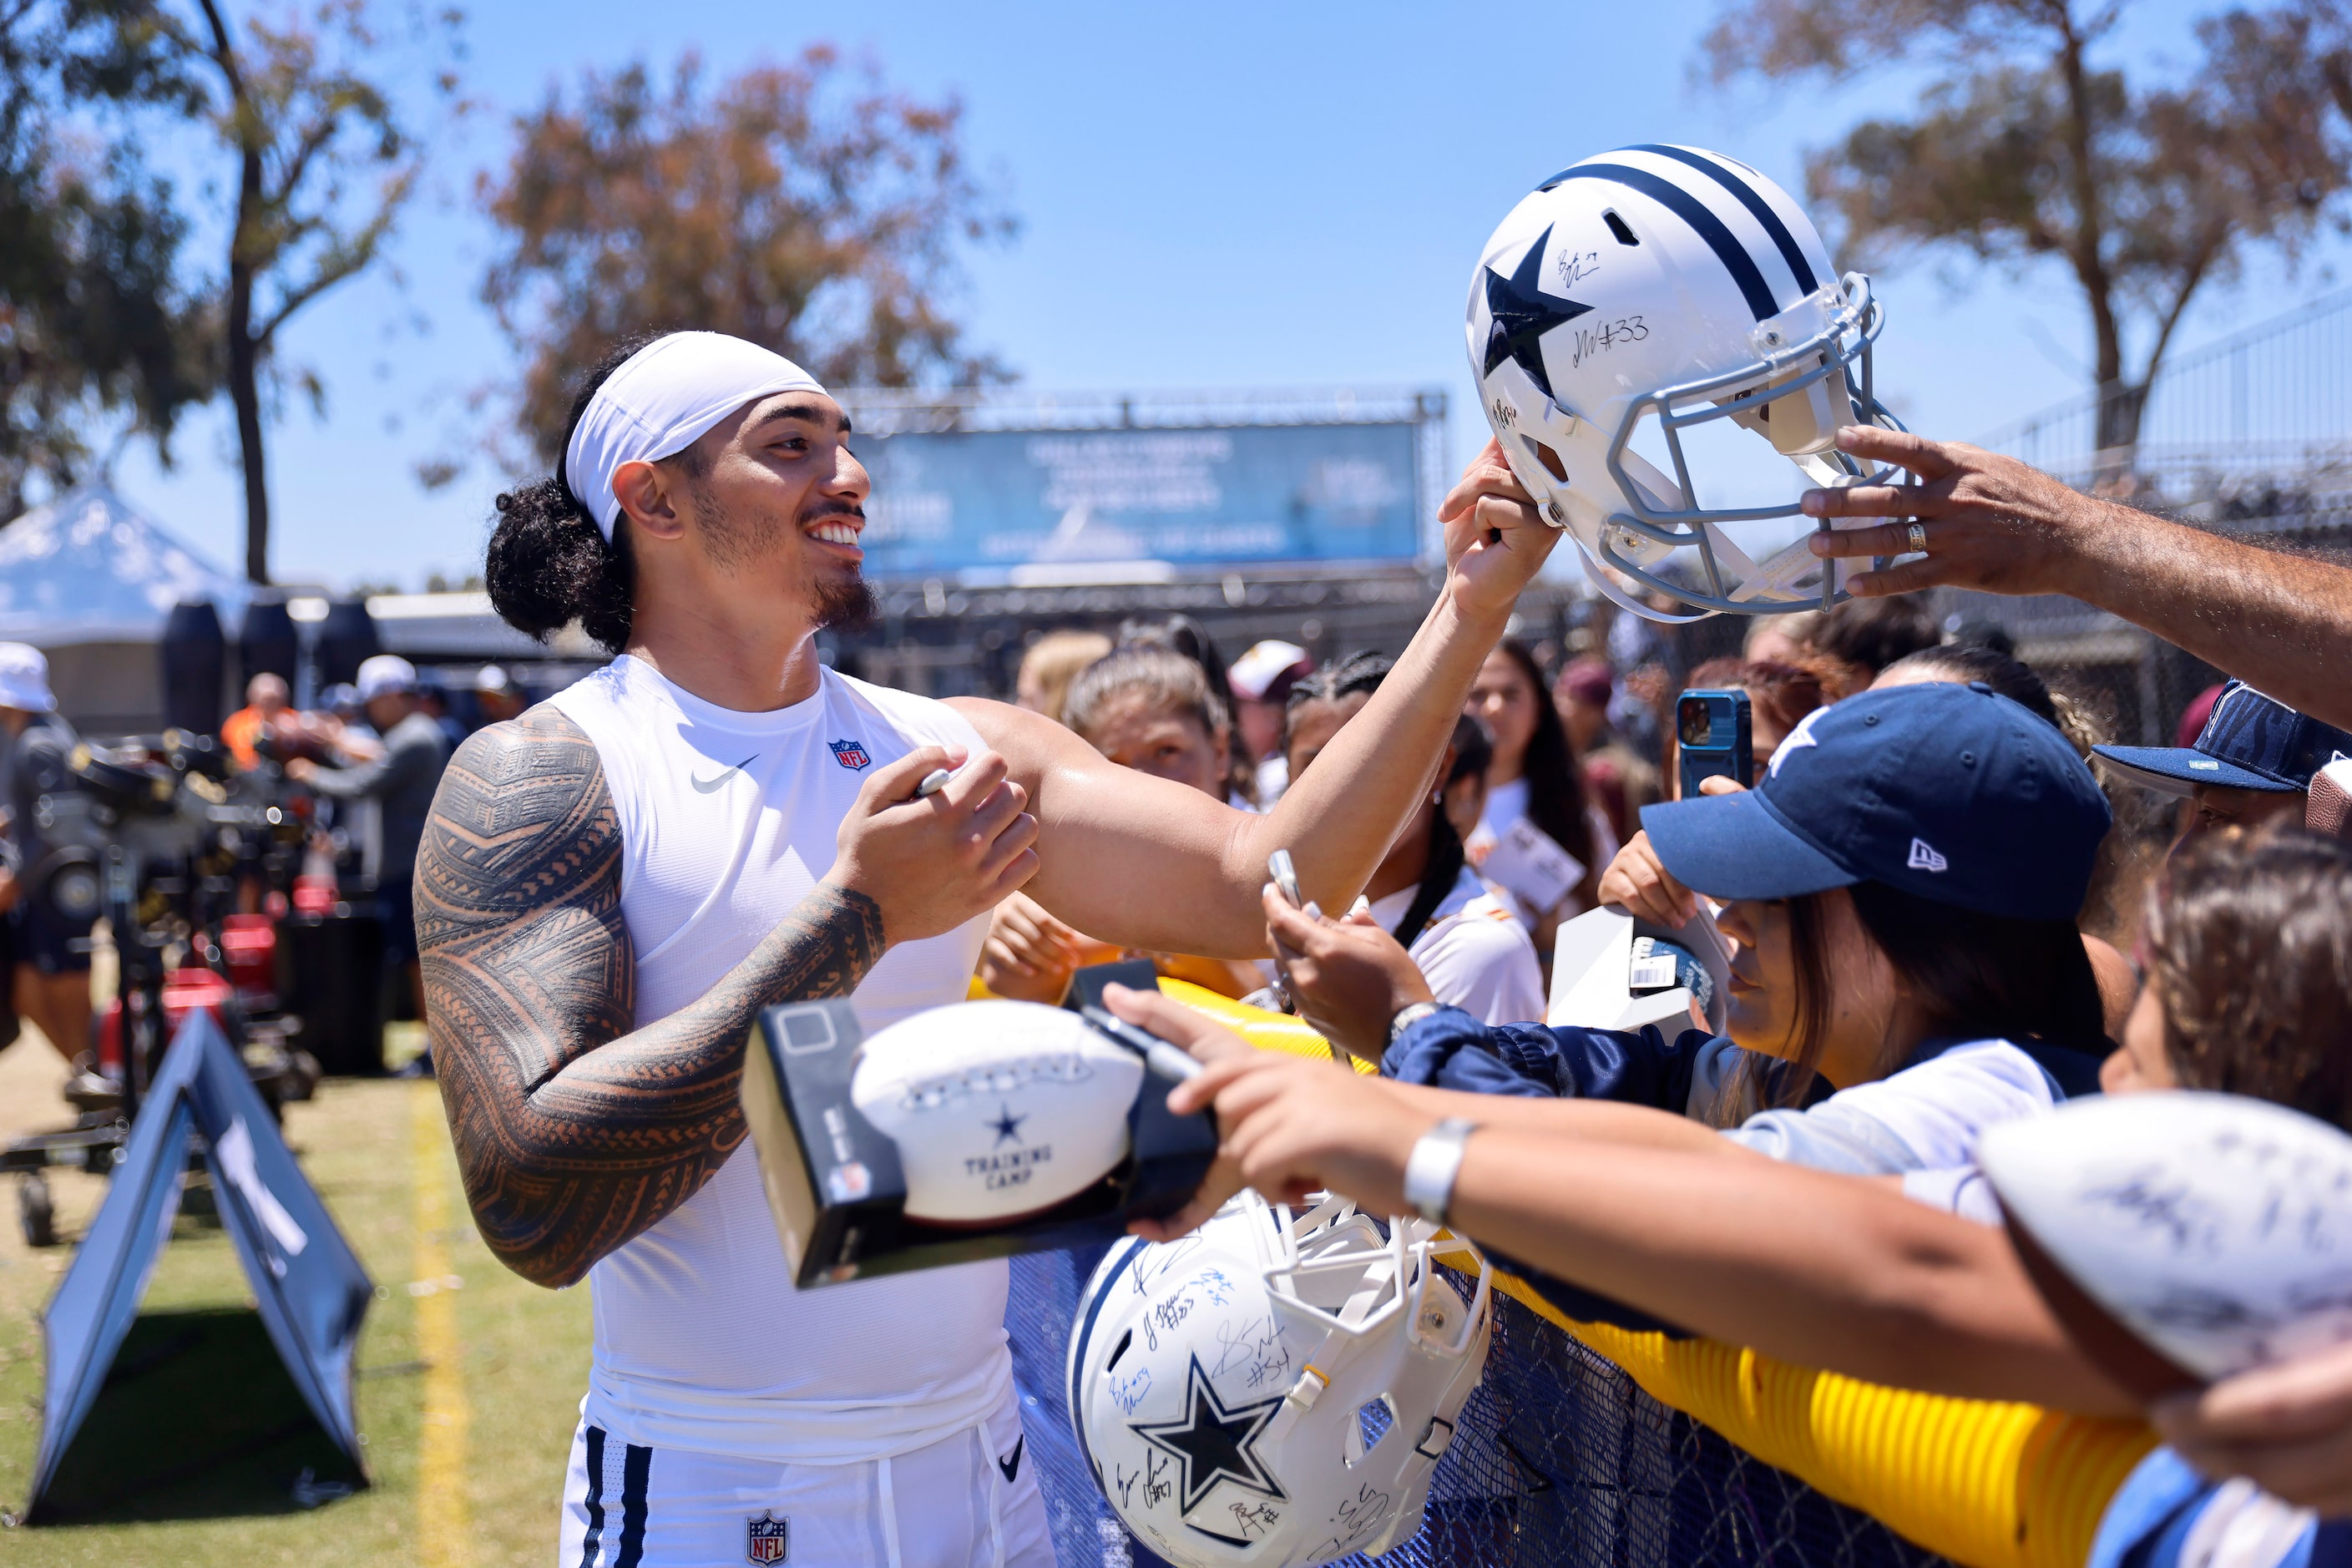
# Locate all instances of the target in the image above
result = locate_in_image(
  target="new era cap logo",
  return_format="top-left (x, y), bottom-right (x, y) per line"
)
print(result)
top-left (1907, 837), bottom-right (1948, 873)
top-left (2191, 760), bottom-right (2221, 771)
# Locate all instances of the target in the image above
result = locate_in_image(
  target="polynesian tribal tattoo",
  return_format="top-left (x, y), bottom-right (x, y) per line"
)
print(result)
top-left (416, 706), bottom-right (885, 1287)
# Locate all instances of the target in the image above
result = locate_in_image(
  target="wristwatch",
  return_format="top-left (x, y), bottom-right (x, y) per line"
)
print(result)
top-left (1403, 1117), bottom-right (1479, 1227)
top-left (1385, 1001), bottom-right (1440, 1049)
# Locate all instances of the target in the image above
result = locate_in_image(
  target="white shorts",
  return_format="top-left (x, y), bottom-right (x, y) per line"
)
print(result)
top-left (558, 1386), bottom-right (1054, 1568)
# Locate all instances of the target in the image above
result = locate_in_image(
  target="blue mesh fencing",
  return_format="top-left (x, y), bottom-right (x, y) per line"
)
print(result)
top-left (1007, 1248), bottom-right (1954, 1568)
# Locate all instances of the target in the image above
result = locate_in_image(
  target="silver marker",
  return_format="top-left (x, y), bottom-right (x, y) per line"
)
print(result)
top-left (915, 766), bottom-right (955, 798)
top-left (1081, 1006), bottom-right (1206, 1082)
top-left (1267, 848), bottom-right (1302, 909)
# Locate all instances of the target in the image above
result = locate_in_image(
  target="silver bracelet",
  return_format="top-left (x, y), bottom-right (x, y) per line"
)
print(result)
top-left (1403, 1116), bottom-right (1479, 1227)
top-left (1386, 1001), bottom-right (1440, 1049)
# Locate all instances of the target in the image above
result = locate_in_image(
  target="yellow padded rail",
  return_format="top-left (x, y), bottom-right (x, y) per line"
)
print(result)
top-left (1151, 982), bottom-right (2157, 1568)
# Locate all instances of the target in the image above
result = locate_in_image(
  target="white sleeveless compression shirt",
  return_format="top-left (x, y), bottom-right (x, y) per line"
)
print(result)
top-left (549, 655), bottom-right (1006, 1464)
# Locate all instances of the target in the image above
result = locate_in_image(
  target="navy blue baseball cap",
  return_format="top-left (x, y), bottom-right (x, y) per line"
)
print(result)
top-left (1639, 681), bottom-right (2111, 920)
top-left (2093, 680), bottom-right (2352, 797)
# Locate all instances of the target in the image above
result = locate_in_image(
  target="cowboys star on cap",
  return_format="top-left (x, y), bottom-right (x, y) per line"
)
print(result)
top-left (1768, 704), bottom-right (1830, 778)
top-left (1130, 1355), bottom-right (1287, 1515)
top-left (1482, 225), bottom-right (1591, 403)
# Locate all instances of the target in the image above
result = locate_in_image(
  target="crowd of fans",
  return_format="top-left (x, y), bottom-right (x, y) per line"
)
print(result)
top-left (12, 412), bottom-right (2352, 1558)
top-left (982, 463), bottom-right (2352, 1560)
top-left (0, 652), bottom-right (542, 1086)
top-left (989, 585), bottom-right (2240, 1031)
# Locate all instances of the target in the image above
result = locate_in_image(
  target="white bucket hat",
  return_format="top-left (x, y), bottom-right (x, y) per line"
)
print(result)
top-left (0, 643), bottom-right (58, 713)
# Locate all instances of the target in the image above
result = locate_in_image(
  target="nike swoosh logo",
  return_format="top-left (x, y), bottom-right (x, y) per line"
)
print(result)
top-left (996, 1432), bottom-right (1024, 1484)
top-left (690, 755), bottom-right (758, 793)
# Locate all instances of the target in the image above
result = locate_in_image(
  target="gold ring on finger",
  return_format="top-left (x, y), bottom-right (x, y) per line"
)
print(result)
top-left (1906, 521), bottom-right (1928, 555)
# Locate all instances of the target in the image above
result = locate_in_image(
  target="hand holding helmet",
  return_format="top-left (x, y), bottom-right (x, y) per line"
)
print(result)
top-left (1434, 437), bottom-right (1563, 623)
top-left (1798, 425), bottom-right (2110, 600)
top-left (1465, 144), bottom-right (1909, 621)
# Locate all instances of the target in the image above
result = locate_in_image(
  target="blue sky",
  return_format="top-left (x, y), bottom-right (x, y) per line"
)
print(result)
top-left (97, 0), bottom-right (2346, 589)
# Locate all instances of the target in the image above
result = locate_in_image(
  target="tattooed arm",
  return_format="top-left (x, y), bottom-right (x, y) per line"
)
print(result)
top-left (417, 707), bottom-right (1040, 1288)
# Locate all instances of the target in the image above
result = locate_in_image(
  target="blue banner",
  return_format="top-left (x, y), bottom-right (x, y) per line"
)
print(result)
top-left (854, 423), bottom-right (1422, 577)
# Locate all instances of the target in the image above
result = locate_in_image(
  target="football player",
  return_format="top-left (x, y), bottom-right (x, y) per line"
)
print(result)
top-left (414, 330), bottom-right (1554, 1565)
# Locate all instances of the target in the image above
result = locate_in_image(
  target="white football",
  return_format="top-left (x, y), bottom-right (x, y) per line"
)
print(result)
top-left (851, 1000), bottom-right (1144, 1227)
top-left (1979, 1092), bottom-right (2352, 1389)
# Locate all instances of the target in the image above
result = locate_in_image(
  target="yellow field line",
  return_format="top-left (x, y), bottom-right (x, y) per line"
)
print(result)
top-left (412, 1083), bottom-right (472, 1568)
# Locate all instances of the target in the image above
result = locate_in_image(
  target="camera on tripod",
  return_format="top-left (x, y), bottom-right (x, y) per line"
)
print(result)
top-left (1, 730), bottom-right (321, 1246)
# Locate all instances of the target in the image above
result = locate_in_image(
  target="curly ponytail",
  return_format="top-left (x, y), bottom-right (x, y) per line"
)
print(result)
top-left (486, 479), bottom-right (635, 652)
top-left (483, 331), bottom-right (668, 655)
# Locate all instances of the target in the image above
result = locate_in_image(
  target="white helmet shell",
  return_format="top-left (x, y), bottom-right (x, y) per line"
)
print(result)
top-left (1068, 1194), bottom-right (1493, 1566)
top-left (1465, 144), bottom-right (1904, 622)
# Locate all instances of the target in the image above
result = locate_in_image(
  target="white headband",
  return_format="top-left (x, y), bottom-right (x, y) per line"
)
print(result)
top-left (564, 331), bottom-right (826, 541)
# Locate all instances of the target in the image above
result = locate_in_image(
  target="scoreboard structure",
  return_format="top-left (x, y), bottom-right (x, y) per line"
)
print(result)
top-left (836, 387), bottom-right (1450, 585)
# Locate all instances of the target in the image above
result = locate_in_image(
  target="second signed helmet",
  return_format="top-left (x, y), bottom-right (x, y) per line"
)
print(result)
top-left (1466, 144), bottom-right (1904, 622)
top-left (1068, 1192), bottom-right (1493, 1566)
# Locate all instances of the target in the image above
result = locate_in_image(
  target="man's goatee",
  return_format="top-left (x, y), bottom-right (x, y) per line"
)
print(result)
top-left (815, 575), bottom-right (880, 636)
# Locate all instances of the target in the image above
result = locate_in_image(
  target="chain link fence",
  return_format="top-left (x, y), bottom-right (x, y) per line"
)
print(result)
top-left (1008, 1247), bottom-right (1955, 1568)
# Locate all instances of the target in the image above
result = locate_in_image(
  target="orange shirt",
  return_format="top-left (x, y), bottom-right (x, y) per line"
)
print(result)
top-left (220, 706), bottom-right (267, 771)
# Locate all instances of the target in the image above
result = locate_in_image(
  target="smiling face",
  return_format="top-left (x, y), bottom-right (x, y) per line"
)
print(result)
top-left (620, 390), bottom-right (877, 634)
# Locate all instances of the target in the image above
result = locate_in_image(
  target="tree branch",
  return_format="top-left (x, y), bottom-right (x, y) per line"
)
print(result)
top-left (266, 109), bottom-right (345, 211)
top-left (252, 176), bottom-right (409, 346)
top-left (2136, 232), bottom-right (2223, 387)
top-left (191, 0), bottom-right (245, 102)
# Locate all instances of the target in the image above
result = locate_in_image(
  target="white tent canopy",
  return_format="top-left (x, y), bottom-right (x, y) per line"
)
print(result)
top-left (0, 486), bottom-right (245, 645)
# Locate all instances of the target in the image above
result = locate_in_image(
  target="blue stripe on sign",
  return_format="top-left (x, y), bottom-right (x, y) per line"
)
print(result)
top-left (1537, 162), bottom-right (1781, 321)
top-left (577, 1425), bottom-right (608, 1568)
top-left (615, 1444), bottom-right (653, 1568)
top-left (1629, 145), bottom-right (1819, 297)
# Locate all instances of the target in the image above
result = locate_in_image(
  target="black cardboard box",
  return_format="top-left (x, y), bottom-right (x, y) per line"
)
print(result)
top-left (741, 969), bottom-right (1216, 1289)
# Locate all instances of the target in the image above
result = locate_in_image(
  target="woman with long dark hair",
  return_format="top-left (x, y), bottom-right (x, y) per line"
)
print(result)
top-left (1101, 775), bottom-right (2352, 1437)
top-left (1254, 681), bottom-right (2113, 1167)
top-left (1281, 654), bottom-right (1543, 1024)
top-left (1466, 640), bottom-right (1607, 950)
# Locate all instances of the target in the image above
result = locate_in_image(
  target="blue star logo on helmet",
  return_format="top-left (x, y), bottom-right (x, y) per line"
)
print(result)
top-left (827, 739), bottom-right (871, 771)
top-left (1129, 1354), bottom-right (1287, 1518)
top-left (1481, 225), bottom-right (1591, 402)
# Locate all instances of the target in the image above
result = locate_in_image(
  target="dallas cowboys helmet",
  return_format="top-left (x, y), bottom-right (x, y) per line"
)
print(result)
top-left (1069, 1193), bottom-right (1493, 1566)
top-left (1467, 144), bottom-right (1905, 622)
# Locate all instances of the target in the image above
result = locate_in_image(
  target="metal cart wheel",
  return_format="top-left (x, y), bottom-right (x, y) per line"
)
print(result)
top-left (17, 1172), bottom-right (55, 1248)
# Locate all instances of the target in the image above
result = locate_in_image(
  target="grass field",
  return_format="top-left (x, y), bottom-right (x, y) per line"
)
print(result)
top-left (0, 1023), bottom-right (593, 1565)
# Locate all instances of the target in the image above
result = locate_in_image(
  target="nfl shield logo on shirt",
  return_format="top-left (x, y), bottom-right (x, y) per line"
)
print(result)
top-left (827, 738), bottom-right (871, 771)
top-left (746, 1510), bottom-right (790, 1564)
